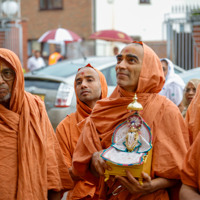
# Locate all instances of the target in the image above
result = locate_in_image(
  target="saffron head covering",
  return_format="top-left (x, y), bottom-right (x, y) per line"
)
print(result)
top-left (72, 42), bottom-right (188, 200)
top-left (74, 63), bottom-right (108, 119)
top-left (0, 48), bottom-right (73, 199)
top-left (56, 64), bottom-right (108, 199)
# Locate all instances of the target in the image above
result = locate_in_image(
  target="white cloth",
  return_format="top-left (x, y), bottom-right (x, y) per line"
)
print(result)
top-left (27, 56), bottom-right (46, 71)
top-left (101, 114), bottom-right (152, 166)
top-left (159, 58), bottom-right (185, 106)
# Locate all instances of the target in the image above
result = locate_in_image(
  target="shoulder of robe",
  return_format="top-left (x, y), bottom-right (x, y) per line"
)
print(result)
top-left (157, 94), bottom-right (181, 114)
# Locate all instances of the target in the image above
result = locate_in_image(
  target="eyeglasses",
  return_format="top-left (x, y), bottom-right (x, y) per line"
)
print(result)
top-left (185, 88), bottom-right (196, 93)
top-left (0, 68), bottom-right (15, 81)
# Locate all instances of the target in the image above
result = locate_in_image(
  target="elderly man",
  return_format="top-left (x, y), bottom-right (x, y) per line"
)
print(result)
top-left (56, 64), bottom-right (107, 200)
top-left (0, 48), bottom-right (73, 199)
top-left (72, 42), bottom-right (189, 200)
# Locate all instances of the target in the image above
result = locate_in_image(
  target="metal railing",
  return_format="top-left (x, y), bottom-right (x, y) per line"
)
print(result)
top-left (165, 4), bottom-right (200, 70)
top-left (0, 21), bottom-right (23, 66)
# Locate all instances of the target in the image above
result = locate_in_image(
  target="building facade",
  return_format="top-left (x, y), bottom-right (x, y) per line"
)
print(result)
top-left (21, 0), bottom-right (94, 69)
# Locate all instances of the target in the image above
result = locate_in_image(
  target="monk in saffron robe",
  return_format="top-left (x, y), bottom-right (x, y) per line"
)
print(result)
top-left (72, 42), bottom-right (189, 200)
top-left (185, 83), bottom-right (200, 145)
top-left (0, 48), bottom-right (73, 200)
top-left (56, 64), bottom-right (108, 200)
top-left (180, 131), bottom-right (200, 200)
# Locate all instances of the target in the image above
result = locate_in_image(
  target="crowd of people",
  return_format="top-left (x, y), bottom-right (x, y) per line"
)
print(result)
top-left (0, 41), bottom-right (200, 200)
top-left (158, 57), bottom-right (200, 118)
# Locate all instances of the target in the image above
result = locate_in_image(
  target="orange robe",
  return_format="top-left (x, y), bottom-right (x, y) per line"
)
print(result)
top-left (56, 66), bottom-right (108, 200)
top-left (185, 84), bottom-right (200, 145)
top-left (0, 48), bottom-right (73, 200)
top-left (181, 131), bottom-right (200, 191)
top-left (72, 43), bottom-right (189, 200)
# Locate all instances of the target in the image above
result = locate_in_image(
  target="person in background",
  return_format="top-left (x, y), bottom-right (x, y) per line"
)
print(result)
top-left (180, 130), bottom-right (200, 199)
top-left (72, 42), bottom-right (189, 200)
top-left (185, 82), bottom-right (200, 145)
top-left (0, 48), bottom-right (73, 199)
top-left (159, 58), bottom-right (185, 112)
top-left (56, 63), bottom-right (107, 200)
top-left (180, 81), bottom-right (200, 198)
top-left (181, 79), bottom-right (200, 118)
top-left (27, 50), bottom-right (46, 71)
top-left (113, 46), bottom-right (119, 56)
top-left (48, 47), bottom-right (63, 65)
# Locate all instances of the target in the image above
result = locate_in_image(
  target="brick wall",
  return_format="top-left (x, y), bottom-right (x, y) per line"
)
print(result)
top-left (0, 20), bottom-right (28, 70)
top-left (144, 41), bottom-right (167, 59)
top-left (0, 31), bottom-right (5, 48)
top-left (21, 20), bottom-right (28, 71)
top-left (193, 25), bottom-right (200, 68)
top-left (21, 0), bottom-right (93, 40)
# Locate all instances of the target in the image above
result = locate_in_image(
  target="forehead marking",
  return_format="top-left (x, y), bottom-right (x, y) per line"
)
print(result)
top-left (81, 72), bottom-right (84, 75)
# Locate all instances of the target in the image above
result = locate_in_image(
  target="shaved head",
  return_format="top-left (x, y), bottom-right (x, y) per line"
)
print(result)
top-left (75, 67), bottom-right (101, 108)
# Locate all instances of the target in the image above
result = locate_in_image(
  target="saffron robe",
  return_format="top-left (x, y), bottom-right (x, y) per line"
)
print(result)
top-left (56, 67), bottom-right (108, 199)
top-left (185, 84), bottom-right (200, 145)
top-left (0, 48), bottom-right (73, 200)
top-left (181, 131), bottom-right (200, 191)
top-left (72, 43), bottom-right (189, 200)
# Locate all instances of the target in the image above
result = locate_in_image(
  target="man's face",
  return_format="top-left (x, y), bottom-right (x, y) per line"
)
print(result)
top-left (113, 47), bottom-right (119, 55)
top-left (0, 60), bottom-right (15, 103)
top-left (75, 67), bottom-right (101, 108)
top-left (115, 44), bottom-right (144, 92)
top-left (161, 60), bottom-right (168, 77)
top-left (35, 51), bottom-right (40, 59)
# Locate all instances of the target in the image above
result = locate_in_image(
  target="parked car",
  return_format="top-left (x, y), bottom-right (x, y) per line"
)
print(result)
top-left (24, 56), bottom-right (117, 129)
top-left (174, 64), bottom-right (186, 74)
top-left (179, 67), bottom-right (200, 83)
top-left (24, 56), bottom-right (186, 129)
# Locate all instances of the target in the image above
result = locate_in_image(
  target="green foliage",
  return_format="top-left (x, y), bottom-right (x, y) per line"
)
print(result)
top-left (191, 8), bottom-right (200, 16)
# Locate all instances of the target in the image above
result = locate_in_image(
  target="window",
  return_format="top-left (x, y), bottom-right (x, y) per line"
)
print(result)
top-left (139, 0), bottom-right (150, 4)
top-left (40, 0), bottom-right (63, 10)
top-left (28, 40), bottom-right (41, 57)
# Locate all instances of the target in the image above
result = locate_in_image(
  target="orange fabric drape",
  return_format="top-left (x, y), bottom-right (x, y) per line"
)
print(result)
top-left (185, 83), bottom-right (200, 145)
top-left (0, 48), bottom-right (73, 200)
top-left (72, 43), bottom-right (189, 200)
top-left (56, 66), bottom-right (108, 200)
top-left (181, 131), bottom-right (200, 191)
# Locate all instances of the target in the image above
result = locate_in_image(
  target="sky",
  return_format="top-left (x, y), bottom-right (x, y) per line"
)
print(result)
top-left (94, 0), bottom-right (200, 55)
top-left (96, 0), bottom-right (200, 40)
